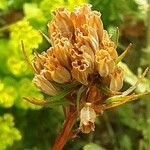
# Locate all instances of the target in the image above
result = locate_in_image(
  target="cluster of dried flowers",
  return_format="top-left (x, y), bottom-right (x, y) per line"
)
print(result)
top-left (33, 4), bottom-right (123, 93)
top-left (32, 4), bottom-right (125, 133)
top-left (22, 5), bottom-right (149, 149)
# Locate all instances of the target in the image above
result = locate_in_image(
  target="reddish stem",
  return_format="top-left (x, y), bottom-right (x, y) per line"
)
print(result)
top-left (52, 111), bottom-right (77, 150)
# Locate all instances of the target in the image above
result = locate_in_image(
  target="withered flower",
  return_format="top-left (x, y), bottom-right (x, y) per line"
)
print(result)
top-left (95, 49), bottom-right (115, 77)
top-left (22, 4), bottom-right (150, 150)
top-left (110, 66), bottom-right (124, 91)
top-left (79, 103), bottom-right (96, 133)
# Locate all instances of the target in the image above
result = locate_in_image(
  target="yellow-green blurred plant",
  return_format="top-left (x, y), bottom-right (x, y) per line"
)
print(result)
top-left (0, 114), bottom-right (21, 150)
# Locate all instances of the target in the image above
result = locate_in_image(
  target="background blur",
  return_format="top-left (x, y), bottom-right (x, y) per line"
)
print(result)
top-left (0, 0), bottom-right (150, 150)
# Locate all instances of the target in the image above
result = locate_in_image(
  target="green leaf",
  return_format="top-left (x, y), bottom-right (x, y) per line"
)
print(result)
top-left (48, 88), bottom-right (73, 102)
top-left (104, 92), bottom-right (150, 109)
top-left (116, 43), bottom-right (132, 64)
top-left (23, 97), bottom-right (70, 108)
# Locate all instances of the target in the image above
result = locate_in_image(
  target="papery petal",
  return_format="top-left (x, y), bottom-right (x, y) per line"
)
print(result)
top-left (33, 75), bottom-right (59, 96)
top-left (100, 30), bottom-right (118, 60)
top-left (88, 11), bottom-right (103, 42)
top-left (50, 66), bottom-right (71, 83)
top-left (71, 59), bottom-right (92, 85)
top-left (44, 57), bottom-right (71, 83)
top-left (80, 103), bottom-right (96, 133)
top-left (53, 38), bottom-right (72, 69)
top-left (49, 8), bottom-right (74, 40)
top-left (70, 4), bottom-right (92, 28)
top-left (33, 52), bottom-right (48, 73)
top-left (110, 66), bottom-right (124, 91)
top-left (96, 50), bottom-right (115, 77)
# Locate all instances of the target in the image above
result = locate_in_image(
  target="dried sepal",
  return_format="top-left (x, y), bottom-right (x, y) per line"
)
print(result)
top-left (79, 103), bottom-right (96, 133)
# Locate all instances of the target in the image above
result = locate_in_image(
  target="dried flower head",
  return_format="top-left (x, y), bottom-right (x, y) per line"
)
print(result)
top-left (21, 4), bottom-right (150, 150)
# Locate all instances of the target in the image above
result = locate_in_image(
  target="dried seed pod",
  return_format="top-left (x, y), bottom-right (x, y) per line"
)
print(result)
top-left (96, 50), bottom-right (115, 77)
top-left (79, 103), bottom-right (96, 133)
top-left (110, 66), bottom-right (124, 91)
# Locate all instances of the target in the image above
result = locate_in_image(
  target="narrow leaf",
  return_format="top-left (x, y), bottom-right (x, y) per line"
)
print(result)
top-left (21, 40), bottom-right (37, 73)
top-left (39, 30), bottom-right (51, 44)
top-left (122, 67), bottom-right (149, 96)
top-left (116, 43), bottom-right (132, 64)
top-left (104, 92), bottom-right (150, 110)
top-left (48, 88), bottom-right (72, 101)
top-left (23, 97), bottom-right (69, 107)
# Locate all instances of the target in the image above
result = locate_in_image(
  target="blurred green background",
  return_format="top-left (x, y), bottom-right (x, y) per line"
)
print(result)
top-left (0, 0), bottom-right (150, 150)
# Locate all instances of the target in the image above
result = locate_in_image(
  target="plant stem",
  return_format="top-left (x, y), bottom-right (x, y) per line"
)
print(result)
top-left (52, 111), bottom-right (77, 150)
top-left (146, 0), bottom-right (150, 148)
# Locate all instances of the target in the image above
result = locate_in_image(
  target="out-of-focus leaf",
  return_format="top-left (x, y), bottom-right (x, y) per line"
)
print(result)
top-left (119, 135), bottom-right (132, 150)
top-left (83, 143), bottom-right (105, 150)
top-left (119, 62), bottom-right (150, 93)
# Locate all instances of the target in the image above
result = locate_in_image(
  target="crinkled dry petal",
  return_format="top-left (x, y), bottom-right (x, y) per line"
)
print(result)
top-left (53, 38), bottom-right (72, 69)
top-left (80, 103), bottom-right (96, 133)
top-left (107, 47), bottom-right (118, 60)
top-left (96, 50), bottom-right (115, 77)
top-left (48, 8), bottom-right (74, 40)
top-left (50, 66), bottom-right (71, 83)
top-left (88, 11), bottom-right (103, 42)
top-left (33, 52), bottom-right (47, 73)
top-left (71, 59), bottom-right (92, 85)
top-left (44, 57), bottom-right (71, 83)
top-left (74, 43), bottom-right (95, 70)
top-left (110, 66), bottom-right (124, 91)
top-left (75, 25), bottom-right (100, 52)
top-left (33, 75), bottom-right (59, 96)
top-left (70, 4), bottom-right (92, 28)
top-left (100, 30), bottom-right (118, 60)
